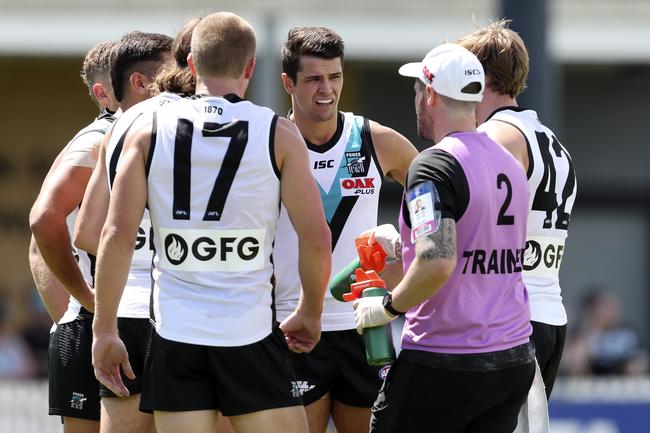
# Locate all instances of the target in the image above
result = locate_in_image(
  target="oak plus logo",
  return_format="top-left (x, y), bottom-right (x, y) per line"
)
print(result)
top-left (340, 177), bottom-right (376, 197)
top-left (158, 228), bottom-right (265, 272)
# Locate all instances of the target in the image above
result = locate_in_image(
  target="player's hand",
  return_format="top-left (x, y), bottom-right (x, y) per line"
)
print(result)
top-left (279, 310), bottom-right (321, 354)
top-left (353, 296), bottom-right (397, 335)
top-left (361, 224), bottom-right (401, 260)
top-left (92, 332), bottom-right (134, 398)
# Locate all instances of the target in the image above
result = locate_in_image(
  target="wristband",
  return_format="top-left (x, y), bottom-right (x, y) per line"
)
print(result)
top-left (382, 292), bottom-right (405, 317)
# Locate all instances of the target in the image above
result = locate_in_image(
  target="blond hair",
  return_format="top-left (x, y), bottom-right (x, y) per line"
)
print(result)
top-left (457, 19), bottom-right (529, 98)
top-left (191, 12), bottom-right (256, 79)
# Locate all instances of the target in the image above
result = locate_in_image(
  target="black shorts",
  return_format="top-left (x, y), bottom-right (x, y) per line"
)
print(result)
top-left (48, 310), bottom-right (100, 421)
top-left (139, 326), bottom-right (301, 416)
top-left (289, 329), bottom-right (384, 407)
top-left (370, 349), bottom-right (535, 433)
top-left (531, 321), bottom-right (566, 398)
top-left (100, 318), bottom-right (152, 398)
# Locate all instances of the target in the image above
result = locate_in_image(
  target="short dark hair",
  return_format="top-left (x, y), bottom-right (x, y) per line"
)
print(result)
top-left (281, 27), bottom-right (344, 82)
top-left (110, 31), bottom-right (173, 102)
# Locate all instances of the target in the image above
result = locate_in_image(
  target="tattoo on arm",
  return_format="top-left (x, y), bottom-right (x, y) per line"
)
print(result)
top-left (415, 218), bottom-right (456, 261)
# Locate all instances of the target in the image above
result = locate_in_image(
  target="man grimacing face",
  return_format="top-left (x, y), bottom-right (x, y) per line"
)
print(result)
top-left (289, 55), bottom-right (343, 123)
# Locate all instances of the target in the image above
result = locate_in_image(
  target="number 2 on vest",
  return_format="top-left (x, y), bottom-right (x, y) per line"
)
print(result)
top-left (497, 173), bottom-right (515, 225)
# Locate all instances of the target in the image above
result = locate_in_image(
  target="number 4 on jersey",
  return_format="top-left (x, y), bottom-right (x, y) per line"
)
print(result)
top-left (531, 132), bottom-right (576, 230)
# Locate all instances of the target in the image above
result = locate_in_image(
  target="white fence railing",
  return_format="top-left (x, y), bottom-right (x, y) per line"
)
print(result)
top-left (0, 380), bottom-right (60, 433)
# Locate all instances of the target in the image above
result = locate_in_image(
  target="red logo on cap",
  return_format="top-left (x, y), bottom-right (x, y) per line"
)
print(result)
top-left (422, 65), bottom-right (433, 82)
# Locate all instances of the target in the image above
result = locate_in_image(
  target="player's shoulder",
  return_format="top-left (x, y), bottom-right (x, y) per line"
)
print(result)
top-left (356, 116), bottom-right (411, 149)
top-left (65, 114), bottom-right (111, 150)
top-left (275, 116), bottom-right (302, 141)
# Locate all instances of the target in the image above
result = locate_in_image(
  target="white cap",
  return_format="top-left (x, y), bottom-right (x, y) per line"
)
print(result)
top-left (398, 43), bottom-right (484, 102)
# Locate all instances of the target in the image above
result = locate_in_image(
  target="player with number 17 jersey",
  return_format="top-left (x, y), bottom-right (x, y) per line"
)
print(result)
top-left (147, 94), bottom-right (280, 346)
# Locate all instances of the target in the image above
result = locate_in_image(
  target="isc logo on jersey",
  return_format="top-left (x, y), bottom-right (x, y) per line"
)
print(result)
top-left (158, 228), bottom-right (265, 272)
top-left (340, 177), bottom-right (375, 197)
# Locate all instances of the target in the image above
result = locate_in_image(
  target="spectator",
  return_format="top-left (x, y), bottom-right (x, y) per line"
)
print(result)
top-left (21, 291), bottom-right (53, 378)
top-left (0, 295), bottom-right (38, 379)
top-left (563, 289), bottom-right (648, 376)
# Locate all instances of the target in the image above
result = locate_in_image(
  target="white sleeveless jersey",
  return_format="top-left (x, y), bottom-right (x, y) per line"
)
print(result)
top-left (147, 94), bottom-right (280, 346)
top-left (274, 112), bottom-right (383, 331)
top-left (489, 107), bottom-right (577, 325)
top-left (59, 111), bottom-right (115, 325)
top-left (106, 92), bottom-right (182, 319)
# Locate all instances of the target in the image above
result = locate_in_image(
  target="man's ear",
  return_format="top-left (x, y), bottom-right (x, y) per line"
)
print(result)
top-left (426, 84), bottom-right (437, 107)
top-left (281, 72), bottom-right (295, 95)
top-left (244, 56), bottom-right (256, 80)
top-left (92, 83), bottom-right (109, 104)
top-left (92, 83), bottom-right (118, 110)
top-left (129, 72), bottom-right (150, 96)
top-left (187, 53), bottom-right (197, 77)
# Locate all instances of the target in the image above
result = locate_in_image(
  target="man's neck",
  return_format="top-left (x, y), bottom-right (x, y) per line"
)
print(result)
top-left (291, 109), bottom-right (338, 145)
top-left (433, 113), bottom-right (478, 144)
top-left (477, 90), bottom-right (518, 124)
top-left (195, 77), bottom-right (245, 99)
top-left (120, 93), bottom-right (148, 112)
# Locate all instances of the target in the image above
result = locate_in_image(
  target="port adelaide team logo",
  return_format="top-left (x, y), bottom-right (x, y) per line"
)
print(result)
top-left (344, 151), bottom-right (367, 175)
top-left (378, 364), bottom-right (392, 380)
top-left (340, 151), bottom-right (376, 197)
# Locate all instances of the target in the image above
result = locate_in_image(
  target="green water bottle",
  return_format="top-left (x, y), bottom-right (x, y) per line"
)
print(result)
top-left (343, 269), bottom-right (396, 366)
top-left (360, 286), bottom-right (396, 366)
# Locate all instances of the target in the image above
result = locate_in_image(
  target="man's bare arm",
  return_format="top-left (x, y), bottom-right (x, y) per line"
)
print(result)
top-left (28, 236), bottom-right (68, 322)
top-left (366, 122), bottom-right (417, 286)
top-left (390, 218), bottom-right (457, 312)
top-left (370, 121), bottom-right (419, 185)
top-left (93, 118), bottom-right (150, 333)
top-left (74, 131), bottom-right (112, 255)
top-left (92, 116), bottom-right (150, 397)
top-left (29, 160), bottom-right (96, 312)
